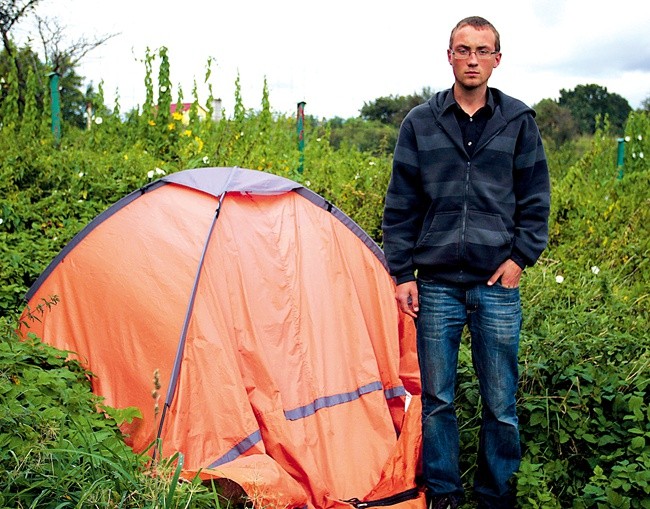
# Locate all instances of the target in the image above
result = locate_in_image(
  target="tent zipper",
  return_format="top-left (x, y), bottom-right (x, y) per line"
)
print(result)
top-left (344, 487), bottom-right (420, 508)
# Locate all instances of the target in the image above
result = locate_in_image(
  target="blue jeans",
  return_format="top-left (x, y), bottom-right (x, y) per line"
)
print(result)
top-left (416, 280), bottom-right (522, 505)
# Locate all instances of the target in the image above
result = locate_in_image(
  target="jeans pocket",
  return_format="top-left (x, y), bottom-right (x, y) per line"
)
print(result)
top-left (495, 280), bottom-right (520, 290)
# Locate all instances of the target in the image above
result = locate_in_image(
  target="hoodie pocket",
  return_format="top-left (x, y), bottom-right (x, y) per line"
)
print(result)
top-left (412, 211), bottom-right (461, 268)
top-left (464, 211), bottom-right (512, 269)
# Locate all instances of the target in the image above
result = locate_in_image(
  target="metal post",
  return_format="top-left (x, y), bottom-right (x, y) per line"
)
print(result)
top-left (297, 101), bottom-right (306, 174)
top-left (48, 72), bottom-right (62, 145)
top-left (616, 137), bottom-right (625, 180)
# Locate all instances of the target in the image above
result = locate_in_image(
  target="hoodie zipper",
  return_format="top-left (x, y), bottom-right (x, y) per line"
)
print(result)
top-left (460, 159), bottom-right (471, 258)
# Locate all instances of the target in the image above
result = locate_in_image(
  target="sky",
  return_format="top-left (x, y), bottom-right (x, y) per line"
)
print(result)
top-left (15, 0), bottom-right (650, 119)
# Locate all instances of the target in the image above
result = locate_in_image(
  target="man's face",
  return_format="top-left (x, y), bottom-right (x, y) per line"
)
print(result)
top-left (447, 25), bottom-right (501, 91)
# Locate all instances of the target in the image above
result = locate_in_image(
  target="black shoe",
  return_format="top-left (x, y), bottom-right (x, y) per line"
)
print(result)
top-left (429, 495), bottom-right (459, 509)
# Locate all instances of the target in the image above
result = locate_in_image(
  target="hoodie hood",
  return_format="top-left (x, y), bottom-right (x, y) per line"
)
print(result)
top-left (427, 87), bottom-right (535, 124)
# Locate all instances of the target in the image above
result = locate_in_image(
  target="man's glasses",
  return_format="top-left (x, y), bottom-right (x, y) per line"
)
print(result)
top-left (451, 48), bottom-right (499, 60)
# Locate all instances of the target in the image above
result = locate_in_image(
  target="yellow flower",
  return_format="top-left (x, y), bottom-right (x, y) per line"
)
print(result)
top-left (168, 123), bottom-right (175, 131)
top-left (124, 154), bottom-right (129, 160)
top-left (183, 129), bottom-right (192, 137)
top-left (148, 120), bottom-right (156, 126)
top-left (172, 111), bottom-right (184, 121)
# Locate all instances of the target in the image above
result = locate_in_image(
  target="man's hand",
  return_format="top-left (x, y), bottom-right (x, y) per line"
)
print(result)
top-left (488, 259), bottom-right (523, 288)
top-left (395, 281), bottom-right (419, 318)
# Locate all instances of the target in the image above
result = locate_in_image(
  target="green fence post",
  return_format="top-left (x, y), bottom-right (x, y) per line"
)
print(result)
top-left (616, 137), bottom-right (626, 180)
top-left (297, 101), bottom-right (306, 174)
top-left (48, 72), bottom-right (61, 145)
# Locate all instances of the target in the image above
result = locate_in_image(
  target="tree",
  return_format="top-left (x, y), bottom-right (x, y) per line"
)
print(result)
top-left (0, 0), bottom-right (43, 111)
top-left (0, 0), bottom-right (41, 54)
top-left (0, 43), bottom-right (101, 128)
top-left (35, 15), bottom-right (117, 74)
top-left (558, 83), bottom-right (632, 135)
top-left (326, 117), bottom-right (397, 155)
top-left (0, 43), bottom-right (46, 125)
top-left (0, 2), bottom-right (117, 129)
top-left (34, 16), bottom-right (117, 127)
top-left (360, 87), bottom-right (434, 128)
top-left (533, 98), bottom-right (578, 147)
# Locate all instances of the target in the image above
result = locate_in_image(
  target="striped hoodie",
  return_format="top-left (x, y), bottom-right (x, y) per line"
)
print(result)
top-left (382, 87), bottom-right (550, 286)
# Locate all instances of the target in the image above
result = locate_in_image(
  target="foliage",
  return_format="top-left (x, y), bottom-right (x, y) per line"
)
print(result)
top-left (0, 43), bottom-right (100, 129)
top-left (325, 116), bottom-right (397, 155)
top-left (559, 83), bottom-right (632, 136)
top-left (533, 98), bottom-right (578, 148)
top-left (0, 311), bottom-right (234, 508)
top-left (0, 0), bottom-right (42, 53)
top-left (513, 118), bottom-right (650, 508)
top-left (0, 45), bottom-right (649, 508)
top-left (360, 87), bottom-right (434, 127)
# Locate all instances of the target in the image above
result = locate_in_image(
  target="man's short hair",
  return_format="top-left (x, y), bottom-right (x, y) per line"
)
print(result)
top-left (449, 16), bottom-right (501, 52)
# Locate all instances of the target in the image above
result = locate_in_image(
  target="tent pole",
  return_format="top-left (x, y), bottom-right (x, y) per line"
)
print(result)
top-left (155, 186), bottom-right (230, 449)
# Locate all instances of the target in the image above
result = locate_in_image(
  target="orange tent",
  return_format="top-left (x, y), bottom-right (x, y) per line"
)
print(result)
top-left (20, 167), bottom-right (424, 509)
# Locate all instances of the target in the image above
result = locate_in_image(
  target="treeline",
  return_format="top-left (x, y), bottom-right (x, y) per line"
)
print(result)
top-left (324, 83), bottom-right (641, 154)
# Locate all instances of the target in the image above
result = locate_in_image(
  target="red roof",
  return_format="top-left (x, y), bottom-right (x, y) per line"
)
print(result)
top-left (169, 103), bottom-right (193, 113)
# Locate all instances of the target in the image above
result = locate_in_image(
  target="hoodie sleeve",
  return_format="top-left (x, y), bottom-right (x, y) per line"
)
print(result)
top-left (510, 115), bottom-right (551, 268)
top-left (382, 118), bottom-right (426, 284)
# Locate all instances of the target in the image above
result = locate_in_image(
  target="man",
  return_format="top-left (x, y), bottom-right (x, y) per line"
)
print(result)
top-left (382, 16), bottom-right (550, 509)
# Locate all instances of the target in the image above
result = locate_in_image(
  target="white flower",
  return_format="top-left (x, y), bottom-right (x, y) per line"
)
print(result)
top-left (160, 86), bottom-right (167, 93)
top-left (305, 180), bottom-right (311, 187)
top-left (147, 170), bottom-right (155, 179)
top-left (639, 152), bottom-right (644, 159)
top-left (316, 137), bottom-right (322, 142)
top-left (202, 156), bottom-right (210, 164)
top-left (632, 153), bottom-right (637, 158)
top-left (354, 173), bottom-right (360, 180)
top-left (591, 266), bottom-right (600, 275)
top-left (0, 218), bottom-right (3, 225)
top-left (625, 136), bottom-right (631, 142)
top-left (638, 135), bottom-right (643, 141)
top-left (78, 172), bottom-right (84, 178)
top-left (369, 161), bottom-right (376, 166)
top-left (555, 275), bottom-right (564, 284)
top-left (154, 167), bottom-right (166, 176)
top-left (94, 117), bottom-right (103, 125)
